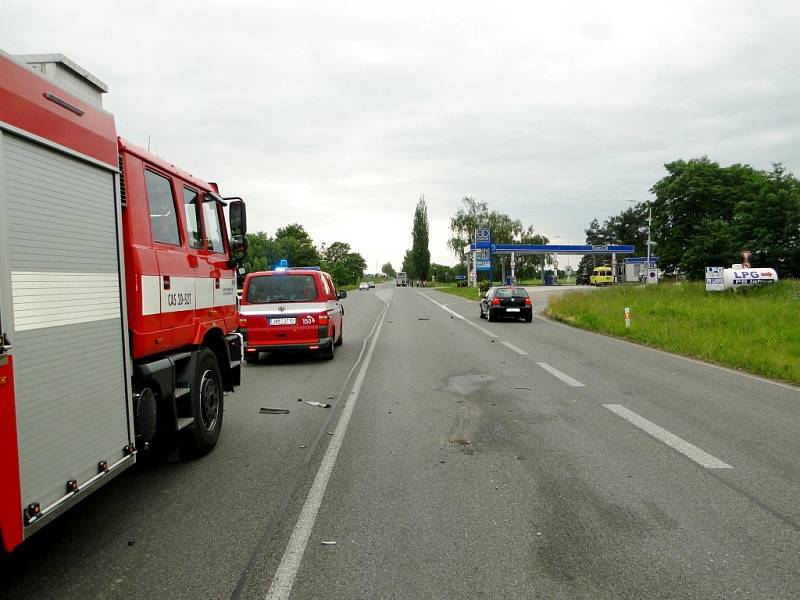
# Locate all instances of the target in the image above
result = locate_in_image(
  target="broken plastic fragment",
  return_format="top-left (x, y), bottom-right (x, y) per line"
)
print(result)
top-left (260, 408), bottom-right (290, 414)
top-left (304, 401), bottom-right (330, 408)
top-left (321, 541), bottom-right (337, 546)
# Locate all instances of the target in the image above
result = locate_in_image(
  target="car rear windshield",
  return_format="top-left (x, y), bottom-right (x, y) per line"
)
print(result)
top-left (496, 288), bottom-right (528, 298)
top-left (246, 275), bottom-right (318, 303)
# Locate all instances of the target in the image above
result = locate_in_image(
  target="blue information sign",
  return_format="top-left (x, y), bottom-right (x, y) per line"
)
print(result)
top-left (476, 248), bottom-right (491, 271)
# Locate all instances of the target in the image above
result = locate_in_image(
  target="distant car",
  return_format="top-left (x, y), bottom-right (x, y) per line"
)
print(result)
top-left (576, 271), bottom-right (590, 285)
top-left (479, 286), bottom-right (533, 322)
top-left (239, 268), bottom-right (346, 361)
top-left (368, 281), bottom-right (375, 288)
top-left (359, 282), bottom-right (370, 290)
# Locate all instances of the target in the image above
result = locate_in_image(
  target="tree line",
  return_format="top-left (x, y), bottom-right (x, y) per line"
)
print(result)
top-left (580, 157), bottom-right (800, 279)
top-left (448, 196), bottom-right (549, 281)
top-left (243, 223), bottom-right (367, 287)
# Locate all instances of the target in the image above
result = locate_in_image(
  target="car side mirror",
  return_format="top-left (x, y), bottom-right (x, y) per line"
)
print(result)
top-left (338, 290), bottom-right (347, 300)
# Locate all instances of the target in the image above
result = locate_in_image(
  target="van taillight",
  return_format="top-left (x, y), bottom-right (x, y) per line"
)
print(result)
top-left (239, 318), bottom-right (247, 326)
top-left (318, 312), bottom-right (329, 323)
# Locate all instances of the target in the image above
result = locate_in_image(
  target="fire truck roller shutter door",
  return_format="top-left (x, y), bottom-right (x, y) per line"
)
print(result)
top-left (1, 131), bottom-right (131, 516)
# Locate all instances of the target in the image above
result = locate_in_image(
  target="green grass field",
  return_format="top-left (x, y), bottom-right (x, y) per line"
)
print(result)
top-left (546, 281), bottom-right (800, 384)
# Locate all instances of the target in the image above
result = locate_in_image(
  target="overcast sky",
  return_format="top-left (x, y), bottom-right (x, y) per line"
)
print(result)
top-left (4, 1), bottom-right (800, 272)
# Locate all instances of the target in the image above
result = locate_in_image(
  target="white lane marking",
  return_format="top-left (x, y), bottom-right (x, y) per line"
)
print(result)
top-left (265, 306), bottom-right (389, 600)
top-left (416, 291), bottom-right (498, 338)
top-left (536, 362), bottom-right (585, 387)
top-left (604, 404), bottom-right (733, 469)
top-left (501, 341), bottom-right (528, 355)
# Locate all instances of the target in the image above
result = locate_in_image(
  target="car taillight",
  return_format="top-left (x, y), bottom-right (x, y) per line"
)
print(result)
top-left (524, 298), bottom-right (531, 305)
top-left (318, 312), bottom-right (329, 323)
top-left (491, 298), bottom-right (500, 305)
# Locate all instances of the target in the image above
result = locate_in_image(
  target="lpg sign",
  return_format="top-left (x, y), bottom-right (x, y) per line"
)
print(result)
top-left (707, 264), bottom-right (779, 291)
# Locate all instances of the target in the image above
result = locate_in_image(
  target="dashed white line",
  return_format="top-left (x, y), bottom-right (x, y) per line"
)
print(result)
top-left (603, 404), bottom-right (733, 469)
top-left (265, 306), bottom-right (389, 600)
top-left (501, 341), bottom-right (528, 355)
top-left (416, 291), bottom-right (498, 338)
top-left (536, 362), bottom-right (585, 387)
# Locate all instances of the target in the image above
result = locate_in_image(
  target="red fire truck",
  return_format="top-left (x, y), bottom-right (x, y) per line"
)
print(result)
top-left (0, 50), bottom-right (248, 552)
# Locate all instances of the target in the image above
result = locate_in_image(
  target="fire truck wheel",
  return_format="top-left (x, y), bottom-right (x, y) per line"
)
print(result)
top-left (334, 331), bottom-right (343, 347)
top-left (324, 337), bottom-right (335, 360)
top-left (182, 348), bottom-right (224, 457)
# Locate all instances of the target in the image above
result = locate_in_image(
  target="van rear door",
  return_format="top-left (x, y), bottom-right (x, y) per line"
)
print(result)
top-left (242, 273), bottom-right (324, 348)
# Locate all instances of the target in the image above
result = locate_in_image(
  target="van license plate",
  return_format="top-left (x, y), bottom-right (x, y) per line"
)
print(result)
top-left (506, 308), bottom-right (520, 312)
top-left (269, 317), bottom-right (296, 325)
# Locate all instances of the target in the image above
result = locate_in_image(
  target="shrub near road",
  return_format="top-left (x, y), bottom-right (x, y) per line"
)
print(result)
top-left (546, 281), bottom-right (800, 385)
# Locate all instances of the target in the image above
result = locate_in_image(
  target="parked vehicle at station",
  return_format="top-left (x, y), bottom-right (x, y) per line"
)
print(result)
top-left (0, 51), bottom-right (248, 552)
top-left (590, 266), bottom-right (615, 286)
top-left (239, 263), bottom-right (346, 361)
top-left (479, 286), bottom-right (533, 322)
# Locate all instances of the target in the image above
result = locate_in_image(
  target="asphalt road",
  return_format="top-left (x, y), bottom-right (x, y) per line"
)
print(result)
top-left (2, 283), bottom-right (799, 599)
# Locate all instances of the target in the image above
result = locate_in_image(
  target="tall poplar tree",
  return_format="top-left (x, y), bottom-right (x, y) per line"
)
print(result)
top-left (411, 196), bottom-right (431, 281)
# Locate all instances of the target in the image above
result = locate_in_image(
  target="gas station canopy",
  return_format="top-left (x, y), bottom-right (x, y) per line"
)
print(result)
top-left (467, 243), bottom-right (635, 255)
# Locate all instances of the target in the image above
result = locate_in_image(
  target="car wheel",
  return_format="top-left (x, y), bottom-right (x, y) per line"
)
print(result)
top-left (487, 309), bottom-right (495, 322)
top-left (334, 331), bottom-right (343, 346)
top-left (525, 314), bottom-right (533, 323)
top-left (324, 336), bottom-right (335, 360)
top-left (181, 348), bottom-right (223, 458)
top-left (479, 306), bottom-right (485, 319)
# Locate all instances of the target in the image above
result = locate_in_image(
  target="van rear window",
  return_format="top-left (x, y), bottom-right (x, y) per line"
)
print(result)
top-left (246, 275), bottom-right (318, 303)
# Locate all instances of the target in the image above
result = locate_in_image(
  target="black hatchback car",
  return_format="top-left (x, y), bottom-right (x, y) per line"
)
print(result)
top-left (479, 286), bottom-right (533, 322)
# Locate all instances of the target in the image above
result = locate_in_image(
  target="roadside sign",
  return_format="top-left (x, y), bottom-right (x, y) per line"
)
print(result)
top-left (476, 228), bottom-right (490, 243)
top-left (705, 266), bottom-right (725, 291)
top-left (455, 275), bottom-right (466, 281)
top-left (476, 248), bottom-right (491, 271)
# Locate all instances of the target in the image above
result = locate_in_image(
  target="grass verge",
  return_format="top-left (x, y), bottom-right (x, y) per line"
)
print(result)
top-left (546, 281), bottom-right (800, 384)
top-left (431, 284), bottom-right (485, 301)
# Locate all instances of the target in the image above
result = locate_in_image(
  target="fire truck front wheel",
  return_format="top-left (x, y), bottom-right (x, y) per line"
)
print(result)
top-left (181, 348), bottom-right (224, 458)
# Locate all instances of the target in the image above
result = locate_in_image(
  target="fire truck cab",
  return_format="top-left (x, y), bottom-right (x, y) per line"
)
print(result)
top-left (0, 50), bottom-right (247, 552)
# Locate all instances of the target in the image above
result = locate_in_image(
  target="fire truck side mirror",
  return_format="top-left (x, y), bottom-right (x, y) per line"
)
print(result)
top-left (231, 235), bottom-right (247, 253)
top-left (228, 199), bottom-right (247, 238)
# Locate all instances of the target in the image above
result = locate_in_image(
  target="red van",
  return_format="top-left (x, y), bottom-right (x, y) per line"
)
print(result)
top-left (239, 267), bottom-right (346, 361)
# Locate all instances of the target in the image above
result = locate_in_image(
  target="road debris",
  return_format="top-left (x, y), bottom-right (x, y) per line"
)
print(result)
top-left (260, 408), bottom-right (290, 414)
top-left (304, 401), bottom-right (330, 408)
top-left (321, 541), bottom-right (337, 546)
top-left (327, 431), bottom-right (334, 435)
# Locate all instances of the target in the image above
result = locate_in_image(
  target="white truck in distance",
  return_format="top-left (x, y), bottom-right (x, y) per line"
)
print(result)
top-left (396, 272), bottom-right (408, 287)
